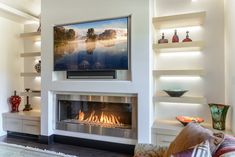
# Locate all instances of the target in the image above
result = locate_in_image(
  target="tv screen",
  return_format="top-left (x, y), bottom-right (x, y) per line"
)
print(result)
top-left (54, 17), bottom-right (130, 71)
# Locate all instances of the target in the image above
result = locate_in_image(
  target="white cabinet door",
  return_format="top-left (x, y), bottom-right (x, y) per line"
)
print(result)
top-left (6, 118), bottom-right (23, 132)
top-left (153, 134), bottom-right (175, 146)
top-left (22, 120), bottom-right (40, 135)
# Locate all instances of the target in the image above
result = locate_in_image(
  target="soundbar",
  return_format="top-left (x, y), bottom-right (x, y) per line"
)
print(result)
top-left (67, 71), bottom-right (116, 79)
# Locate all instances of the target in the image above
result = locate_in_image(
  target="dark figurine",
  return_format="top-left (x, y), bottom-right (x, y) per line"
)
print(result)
top-left (183, 31), bottom-right (192, 42)
top-left (158, 33), bottom-right (168, 44)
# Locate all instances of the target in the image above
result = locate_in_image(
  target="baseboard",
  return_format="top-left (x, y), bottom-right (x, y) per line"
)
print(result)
top-left (39, 135), bottom-right (54, 144)
top-left (7, 132), bottom-right (39, 141)
top-left (7, 132), bottom-right (135, 155)
top-left (54, 135), bottom-right (135, 155)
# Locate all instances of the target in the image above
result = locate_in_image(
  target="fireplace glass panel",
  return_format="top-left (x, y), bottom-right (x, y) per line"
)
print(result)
top-left (58, 100), bottom-right (132, 129)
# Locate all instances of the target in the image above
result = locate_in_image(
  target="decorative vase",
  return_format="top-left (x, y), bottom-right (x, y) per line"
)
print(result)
top-left (182, 31), bottom-right (192, 42)
top-left (208, 103), bottom-right (230, 130)
top-left (172, 30), bottom-right (179, 43)
top-left (9, 91), bottom-right (21, 112)
top-left (158, 33), bottom-right (168, 44)
top-left (34, 60), bottom-right (41, 73)
top-left (23, 88), bottom-right (32, 111)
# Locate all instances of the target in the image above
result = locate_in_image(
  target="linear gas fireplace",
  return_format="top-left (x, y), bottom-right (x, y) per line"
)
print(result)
top-left (55, 93), bottom-right (137, 139)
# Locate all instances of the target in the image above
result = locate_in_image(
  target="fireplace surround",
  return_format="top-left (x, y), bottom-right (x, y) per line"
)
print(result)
top-left (55, 93), bottom-right (137, 139)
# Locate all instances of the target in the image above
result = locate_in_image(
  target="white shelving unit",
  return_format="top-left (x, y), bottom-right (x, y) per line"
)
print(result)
top-left (4, 31), bottom-right (43, 136)
top-left (154, 96), bottom-right (207, 104)
top-left (20, 52), bottom-right (41, 57)
top-left (3, 110), bottom-right (41, 135)
top-left (152, 11), bottom-right (208, 145)
top-left (153, 41), bottom-right (204, 52)
top-left (20, 72), bottom-right (40, 77)
top-left (153, 69), bottom-right (205, 76)
top-left (153, 11), bottom-right (206, 29)
top-left (20, 32), bottom-right (41, 41)
top-left (152, 119), bottom-right (233, 136)
top-left (20, 92), bottom-right (41, 97)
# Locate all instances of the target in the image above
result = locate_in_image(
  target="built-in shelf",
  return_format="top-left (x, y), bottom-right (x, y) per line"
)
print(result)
top-left (153, 11), bottom-right (206, 29)
top-left (153, 69), bottom-right (205, 76)
top-left (154, 96), bottom-right (207, 104)
top-left (153, 41), bottom-right (204, 52)
top-left (152, 119), bottom-right (233, 135)
top-left (20, 52), bottom-right (41, 57)
top-left (3, 110), bottom-right (41, 121)
top-left (20, 32), bottom-right (41, 40)
top-left (20, 92), bottom-right (41, 97)
top-left (20, 72), bottom-right (40, 77)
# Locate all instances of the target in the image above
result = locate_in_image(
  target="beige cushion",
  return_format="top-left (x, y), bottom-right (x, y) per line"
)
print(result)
top-left (164, 123), bottom-right (224, 157)
top-left (134, 144), bottom-right (167, 157)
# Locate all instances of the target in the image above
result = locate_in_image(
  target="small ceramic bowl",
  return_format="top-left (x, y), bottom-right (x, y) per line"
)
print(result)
top-left (163, 90), bottom-right (188, 97)
top-left (176, 116), bottom-right (204, 126)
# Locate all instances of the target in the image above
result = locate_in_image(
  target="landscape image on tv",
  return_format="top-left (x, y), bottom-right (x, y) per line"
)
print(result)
top-left (54, 17), bottom-right (129, 71)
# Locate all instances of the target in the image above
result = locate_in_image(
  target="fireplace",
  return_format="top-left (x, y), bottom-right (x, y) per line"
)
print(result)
top-left (55, 93), bottom-right (137, 139)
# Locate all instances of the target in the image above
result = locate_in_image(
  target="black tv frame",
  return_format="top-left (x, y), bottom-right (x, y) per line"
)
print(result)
top-left (53, 16), bottom-right (131, 73)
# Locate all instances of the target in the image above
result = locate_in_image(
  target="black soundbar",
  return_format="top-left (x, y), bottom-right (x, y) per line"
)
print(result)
top-left (67, 71), bottom-right (116, 79)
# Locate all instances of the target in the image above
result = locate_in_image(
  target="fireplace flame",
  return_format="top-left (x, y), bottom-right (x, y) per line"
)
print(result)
top-left (76, 110), bottom-right (123, 127)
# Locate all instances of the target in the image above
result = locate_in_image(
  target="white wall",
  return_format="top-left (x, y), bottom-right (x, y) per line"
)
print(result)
top-left (0, 17), bottom-right (23, 136)
top-left (225, 0), bottom-right (235, 132)
top-left (153, 0), bottom-right (230, 129)
top-left (41, 0), bottom-right (152, 143)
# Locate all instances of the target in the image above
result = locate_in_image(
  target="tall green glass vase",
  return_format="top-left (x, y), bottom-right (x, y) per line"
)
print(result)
top-left (208, 103), bottom-right (230, 130)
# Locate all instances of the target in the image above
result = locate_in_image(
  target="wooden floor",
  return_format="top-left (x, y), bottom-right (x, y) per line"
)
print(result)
top-left (0, 135), bottom-right (131, 157)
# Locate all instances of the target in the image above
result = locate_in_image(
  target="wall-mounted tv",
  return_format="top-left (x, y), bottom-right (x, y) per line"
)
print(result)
top-left (54, 16), bottom-right (130, 71)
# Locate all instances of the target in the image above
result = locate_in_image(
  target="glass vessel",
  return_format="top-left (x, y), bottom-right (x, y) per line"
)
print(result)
top-left (208, 103), bottom-right (230, 130)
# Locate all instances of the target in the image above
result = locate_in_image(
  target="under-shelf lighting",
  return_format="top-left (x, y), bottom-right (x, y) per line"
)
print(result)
top-left (35, 76), bottom-right (41, 81)
top-left (159, 26), bottom-right (201, 33)
top-left (159, 51), bottom-right (202, 57)
top-left (192, 0), bottom-right (198, 2)
top-left (159, 102), bottom-right (202, 106)
top-left (160, 76), bottom-right (201, 81)
top-left (34, 40), bottom-right (41, 46)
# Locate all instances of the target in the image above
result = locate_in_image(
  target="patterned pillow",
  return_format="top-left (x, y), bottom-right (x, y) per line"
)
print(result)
top-left (173, 140), bottom-right (212, 157)
top-left (134, 144), bottom-right (167, 157)
top-left (213, 136), bottom-right (235, 157)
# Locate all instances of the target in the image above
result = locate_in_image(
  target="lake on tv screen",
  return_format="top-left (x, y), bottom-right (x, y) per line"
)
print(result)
top-left (54, 18), bottom-right (129, 71)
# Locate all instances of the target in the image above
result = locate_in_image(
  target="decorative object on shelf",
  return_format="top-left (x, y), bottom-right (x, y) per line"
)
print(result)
top-left (9, 91), bottom-right (21, 112)
top-left (37, 14), bottom-right (41, 33)
top-left (182, 31), bottom-right (192, 42)
top-left (23, 88), bottom-right (32, 111)
top-left (158, 33), bottom-right (168, 44)
top-left (31, 90), bottom-right (40, 93)
top-left (34, 60), bottom-right (41, 73)
top-left (172, 30), bottom-right (179, 43)
top-left (163, 89), bottom-right (188, 97)
top-left (208, 103), bottom-right (230, 130)
top-left (176, 116), bottom-right (204, 126)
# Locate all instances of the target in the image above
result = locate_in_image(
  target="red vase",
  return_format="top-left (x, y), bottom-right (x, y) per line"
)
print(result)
top-left (172, 30), bottom-right (179, 43)
top-left (9, 91), bottom-right (21, 112)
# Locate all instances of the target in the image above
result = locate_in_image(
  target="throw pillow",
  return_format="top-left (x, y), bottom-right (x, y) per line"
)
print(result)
top-left (173, 140), bottom-right (212, 157)
top-left (164, 123), bottom-right (224, 157)
top-left (134, 143), bottom-right (167, 157)
top-left (214, 136), bottom-right (235, 157)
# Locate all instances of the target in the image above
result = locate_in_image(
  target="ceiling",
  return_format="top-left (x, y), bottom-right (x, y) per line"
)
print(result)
top-left (0, 0), bottom-right (41, 17)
